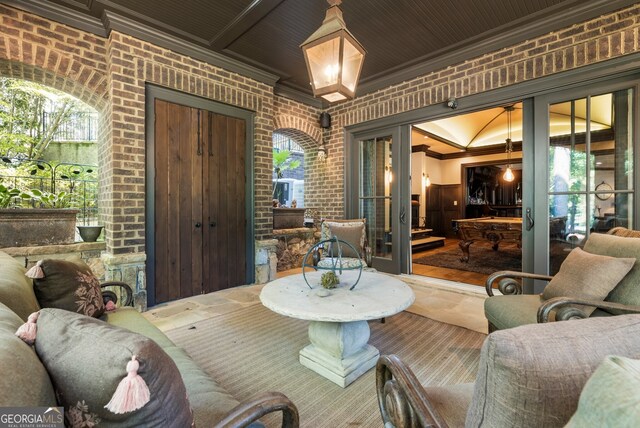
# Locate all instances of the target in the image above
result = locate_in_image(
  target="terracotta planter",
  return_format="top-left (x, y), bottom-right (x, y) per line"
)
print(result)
top-left (273, 208), bottom-right (305, 229)
top-left (0, 208), bottom-right (78, 247)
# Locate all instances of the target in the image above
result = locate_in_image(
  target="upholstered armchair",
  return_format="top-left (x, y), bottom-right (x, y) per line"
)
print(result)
top-left (484, 227), bottom-right (640, 332)
top-left (318, 218), bottom-right (372, 268)
top-left (376, 314), bottom-right (640, 428)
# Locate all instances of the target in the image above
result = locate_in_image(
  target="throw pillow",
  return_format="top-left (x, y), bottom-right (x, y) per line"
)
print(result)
top-left (583, 232), bottom-right (640, 314)
top-left (30, 258), bottom-right (105, 318)
top-left (326, 222), bottom-right (365, 258)
top-left (542, 247), bottom-right (635, 316)
top-left (0, 251), bottom-right (41, 321)
top-left (0, 302), bottom-right (56, 407)
top-left (565, 356), bottom-right (640, 427)
top-left (28, 308), bottom-right (193, 427)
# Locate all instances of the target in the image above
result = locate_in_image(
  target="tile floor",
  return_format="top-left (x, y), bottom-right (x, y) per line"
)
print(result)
top-left (143, 273), bottom-right (489, 334)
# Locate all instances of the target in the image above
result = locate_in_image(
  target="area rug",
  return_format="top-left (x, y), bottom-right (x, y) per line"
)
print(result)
top-left (165, 304), bottom-right (485, 428)
top-left (413, 244), bottom-right (522, 274)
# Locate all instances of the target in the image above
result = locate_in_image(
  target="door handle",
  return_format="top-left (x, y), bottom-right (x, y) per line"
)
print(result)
top-left (526, 208), bottom-right (534, 231)
top-left (400, 206), bottom-right (406, 225)
top-left (210, 221), bottom-right (216, 228)
top-left (195, 222), bottom-right (202, 228)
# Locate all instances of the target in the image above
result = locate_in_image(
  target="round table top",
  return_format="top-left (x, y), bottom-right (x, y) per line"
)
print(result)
top-left (260, 271), bottom-right (415, 322)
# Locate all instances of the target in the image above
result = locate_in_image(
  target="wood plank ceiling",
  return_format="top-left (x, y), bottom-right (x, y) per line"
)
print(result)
top-left (22, 0), bottom-right (636, 100)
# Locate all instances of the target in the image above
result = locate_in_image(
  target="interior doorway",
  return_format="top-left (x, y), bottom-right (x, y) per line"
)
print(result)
top-left (410, 103), bottom-right (525, 286)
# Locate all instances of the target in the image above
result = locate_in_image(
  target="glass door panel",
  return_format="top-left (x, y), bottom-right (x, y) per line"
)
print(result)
top-left (546, 88), bottom-right (634, 274)
top-left (359, 135), bottom-right (393, 260)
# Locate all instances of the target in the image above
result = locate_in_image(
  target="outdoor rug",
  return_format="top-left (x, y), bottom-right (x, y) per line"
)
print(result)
top-left (165, 304), bottom-right (485, 427)
top-left (413, 244), bottom-right (522, 274)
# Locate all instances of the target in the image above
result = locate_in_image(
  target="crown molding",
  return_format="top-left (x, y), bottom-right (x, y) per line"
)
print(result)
top-left (5, 0), bottom-right (107, 36)
top-left (102, 11), bottom-right (279, 87)
top-left (274, 83), bottom-right (325, 109)
top-left (356, 0), bottom-right (639, 97)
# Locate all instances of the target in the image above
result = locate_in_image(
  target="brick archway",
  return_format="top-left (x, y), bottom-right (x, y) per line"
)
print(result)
top-left (0, 60), bottom-right (108, 111)
top-left (273, 114), bottom-right (322, 149)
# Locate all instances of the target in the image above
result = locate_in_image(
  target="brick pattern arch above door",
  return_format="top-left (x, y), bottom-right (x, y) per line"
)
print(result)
top-left (274, 114), bottom-right (322, 150)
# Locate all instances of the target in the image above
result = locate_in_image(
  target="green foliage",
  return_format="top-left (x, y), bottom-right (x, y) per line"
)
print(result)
top-left (21, 188), bottom-right (76, 209)
top-left (272, 149), bottom-right (301, 199)
top-left (0, 77), bottom-right (86, 159)
top-left (320, 271), bottom-right (340, 289)
top-left (0, 184), bottom-right (20, 208)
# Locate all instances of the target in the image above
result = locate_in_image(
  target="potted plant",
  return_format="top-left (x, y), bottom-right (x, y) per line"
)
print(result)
top-left (0, 187), bottom-right (79, 247)
top-left (77, 199), bottom-right (103, 242)
top-left (272, 149), bottom-right (305, 229)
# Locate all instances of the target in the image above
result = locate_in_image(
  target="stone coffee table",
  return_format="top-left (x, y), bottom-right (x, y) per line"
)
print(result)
top-left (260, 271), bottom-right (415, 387)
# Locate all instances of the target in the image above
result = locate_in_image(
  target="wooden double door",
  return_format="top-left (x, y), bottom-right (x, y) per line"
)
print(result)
top-left (153, 99), bottom-right (247, 304)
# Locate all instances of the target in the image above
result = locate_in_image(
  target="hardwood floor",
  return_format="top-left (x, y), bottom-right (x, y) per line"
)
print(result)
top-left (411, 238), bottom-right (489, 287)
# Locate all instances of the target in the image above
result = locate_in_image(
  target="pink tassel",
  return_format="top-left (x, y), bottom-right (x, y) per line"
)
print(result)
top-left (105, 355), bottom-right (150, 414)
top-left (25, 260), bottom-right (45, 279)
top-left (15, 311), bottom-right (40, 345)
top-left (105, 301), bottom-right (117, 312)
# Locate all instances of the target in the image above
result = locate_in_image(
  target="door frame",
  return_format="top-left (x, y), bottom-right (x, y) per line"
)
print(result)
top-left (145, 84), bottom-right (255, 307)
top-left (346, 125), bottom-right (410, 274)
top-left (531, 75), bottom-right (640, 292)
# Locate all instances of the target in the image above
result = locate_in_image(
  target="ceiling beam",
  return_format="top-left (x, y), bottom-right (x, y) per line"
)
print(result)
top-left (210, 0), bottom-right (286, 49)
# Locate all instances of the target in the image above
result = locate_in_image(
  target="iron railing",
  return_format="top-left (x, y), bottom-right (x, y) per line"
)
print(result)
top-left (0, 157), bottom-right (99, 225)
top-left (42, 111), bottom-right (98, 142)
top-left (273, 132), bottom-right (303, 153)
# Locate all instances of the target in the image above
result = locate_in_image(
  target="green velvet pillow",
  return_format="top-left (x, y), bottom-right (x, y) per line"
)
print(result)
top-left (32, 258), bottom-right (105, 318)
top-left (0, 302), bottom-right (56, 407)
top-left (583, 232), bottom-right (640, 314)
top-left (0, 251), bottom-right (40, 321)
top-left (565, 356), bottom-right (640, 427)
top-left (33, 308), bottom-right (193, 427)
top-left (542, 247), bottom-right (635, 316)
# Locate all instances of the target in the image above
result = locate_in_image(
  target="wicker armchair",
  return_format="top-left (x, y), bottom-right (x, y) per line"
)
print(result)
top-left (484, 227), bottom-right (640, 332)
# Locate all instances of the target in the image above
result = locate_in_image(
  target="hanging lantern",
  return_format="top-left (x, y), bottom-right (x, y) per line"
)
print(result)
top-left (301, 0), bottom-right (366, 103)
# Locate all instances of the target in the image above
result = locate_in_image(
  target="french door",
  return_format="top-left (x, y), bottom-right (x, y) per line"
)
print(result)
top-left (532, 78), bottom-right (639, 292)
top-left (348, 126), bottom-right (410, 274)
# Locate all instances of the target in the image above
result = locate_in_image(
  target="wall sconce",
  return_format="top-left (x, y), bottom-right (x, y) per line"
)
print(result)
top-left (423, 173), bottom-right (431, 188)
top-left (385, 165), bottom-right (393, 183)
top-left (317, 143), bottom-right (327, 162)
top-left (318, 112), bottom-right (331, 162)
top-left (301, 0), bottom-right (366, 103)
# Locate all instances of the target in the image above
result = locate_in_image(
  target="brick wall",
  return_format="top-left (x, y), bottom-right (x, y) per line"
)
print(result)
top-left (324, 3), bottom-right (640, 219)
top-left (2, 3), bottom-right (640, 296)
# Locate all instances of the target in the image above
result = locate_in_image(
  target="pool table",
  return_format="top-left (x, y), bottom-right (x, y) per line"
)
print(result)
top-left (453, 217), bottom-right (522, 263)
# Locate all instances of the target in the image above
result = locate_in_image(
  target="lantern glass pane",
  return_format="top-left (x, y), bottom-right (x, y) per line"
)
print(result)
top-left (341, 38), bottom-right (364, 92)
top-left (306, 38), bottom-right (341, 90)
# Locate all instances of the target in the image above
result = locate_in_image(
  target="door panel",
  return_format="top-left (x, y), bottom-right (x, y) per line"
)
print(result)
top-left (534, 82), bottom-right (637, 289)
top-left (352, 127), bottom-right (404, 274)
top-left (203, 113), bottom-right (247, 293)
top-left (154, 102), bottom-right (247, 303)
top-left (155, 99), bottom-right (201, 302)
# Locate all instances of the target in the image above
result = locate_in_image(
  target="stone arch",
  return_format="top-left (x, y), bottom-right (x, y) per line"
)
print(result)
top-left (273, 114), bottom-right (322, 149)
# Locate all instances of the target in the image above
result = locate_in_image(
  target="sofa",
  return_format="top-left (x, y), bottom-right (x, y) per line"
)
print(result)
top-left (0, 250), bottom-right (298, 427)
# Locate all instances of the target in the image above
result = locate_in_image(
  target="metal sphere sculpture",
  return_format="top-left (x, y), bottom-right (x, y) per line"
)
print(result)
top-left (302, 236), bottom-right (364, 290)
